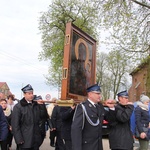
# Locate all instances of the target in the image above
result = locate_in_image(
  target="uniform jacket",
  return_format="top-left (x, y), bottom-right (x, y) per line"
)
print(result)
top-left (51, 105), bottom-right (62, 131)
top-left (107, 103), bottom-right (134, 149)
top-left (71, 100), bottom-right (104, 150)
top-left (0, 105), bottom-right (8, 141)
top-left (11, 98), bottom-right (48, 149)
top-left (60, 107), bottom-right (75, 140)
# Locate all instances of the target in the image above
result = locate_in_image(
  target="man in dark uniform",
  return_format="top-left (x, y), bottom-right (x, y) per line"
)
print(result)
top-left (60, 105), bottom-right (76, 150)
top-left (51, 105), bottom-right (65, 150)
top-left (106, 90), bottom-right (134, 150)
top-left (11, 84), bottom-right (49, 150)
top-left (71, 84), bottom-right (105, 150)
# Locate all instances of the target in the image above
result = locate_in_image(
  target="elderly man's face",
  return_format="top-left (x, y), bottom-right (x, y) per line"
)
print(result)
top-left (88, 92), bottom-right (101, 103)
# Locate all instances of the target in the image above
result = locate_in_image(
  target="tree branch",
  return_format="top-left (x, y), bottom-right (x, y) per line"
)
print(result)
top-left (131, 0), bottom-right (150, 9)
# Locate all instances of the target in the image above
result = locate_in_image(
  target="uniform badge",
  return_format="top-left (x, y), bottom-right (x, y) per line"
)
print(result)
top-left (89, 104), bottom-right (92, 107)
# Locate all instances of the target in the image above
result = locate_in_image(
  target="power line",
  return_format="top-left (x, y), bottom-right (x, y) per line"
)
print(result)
top-left (0, 49), bottom-right (49, 72)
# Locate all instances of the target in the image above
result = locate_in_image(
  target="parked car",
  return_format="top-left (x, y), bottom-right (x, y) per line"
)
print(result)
top-left (102, 106), bottom-right (110, 136)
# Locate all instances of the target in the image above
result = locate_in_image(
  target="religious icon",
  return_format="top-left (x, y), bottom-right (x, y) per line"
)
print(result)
top-left (61, 22), bottom-right (96, 102)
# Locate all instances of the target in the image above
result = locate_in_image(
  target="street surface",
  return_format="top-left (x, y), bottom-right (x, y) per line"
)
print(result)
top-left (11, 131), bottom-right (54, 150)
top-left (11, 131), bottom-right (109, 150)
top-left (11, 131), bottom-right (150, 150)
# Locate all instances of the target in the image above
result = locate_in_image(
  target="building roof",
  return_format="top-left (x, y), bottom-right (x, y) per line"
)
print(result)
top-left (130, 56), bottom-right (150, 76)
top-left (0, 82), bottom-right (7, 88)
top-left (0, 82), bottom-right (12, 95)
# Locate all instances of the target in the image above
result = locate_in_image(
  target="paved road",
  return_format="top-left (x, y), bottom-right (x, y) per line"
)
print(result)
top-left (11, 132), bottom-right (109, 150)
top-left (11, 131), bottom-right (149, 150)
top-left (11, 131), bottom-right (55, 150)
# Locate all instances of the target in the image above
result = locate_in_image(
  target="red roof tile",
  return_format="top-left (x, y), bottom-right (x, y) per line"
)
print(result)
top-left (0, 82), bottom-right (6, 88)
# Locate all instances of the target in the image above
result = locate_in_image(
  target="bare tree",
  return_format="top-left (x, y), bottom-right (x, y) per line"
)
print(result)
top-left (106, 50), bottom-right (132, 98)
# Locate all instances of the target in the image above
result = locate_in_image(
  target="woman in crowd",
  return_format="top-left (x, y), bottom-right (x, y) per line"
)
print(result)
top-left (135, 95), bottom-right (150, 150)
top-left (0, 99), bottom-right (12, 150)
top-left (7, 95), bottom-right (18, 111)
top-left (0, 104), bottom-right (8, 150)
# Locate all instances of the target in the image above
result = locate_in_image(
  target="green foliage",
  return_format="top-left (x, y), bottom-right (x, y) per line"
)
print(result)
top-left (96, 51), bottom-right (132, 99)
top-left (132, 56), bottom-right (150, 74)
top-left (38, 0), bottom-right (99, 86)
top-left (106, 50), bottom-right (132, 98)
top-left (146, 59), bottom-right (150, 97)
top-left (93, 0), bottom-right (150, 62)
top-left (96, 52), bottom-right (111, 100)
top-left (38, 0), bottom-right (150, 96)
top-left (141, 56), bottom-right (150, 64)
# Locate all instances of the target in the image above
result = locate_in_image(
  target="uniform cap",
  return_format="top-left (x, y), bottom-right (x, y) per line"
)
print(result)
top-left (117, 90), bottom-right (128, 97)
top-left (34, 95), bottom-right (42, 100)
top-left (21, 84), bottom-right (33, 93)
top-left (86, 84), bottom-right (101, 93)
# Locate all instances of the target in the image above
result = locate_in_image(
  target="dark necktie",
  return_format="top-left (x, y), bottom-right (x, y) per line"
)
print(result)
top-left (94, 103), bottom-right (98, 108)
top-left (94, 104), bottom-right (99, 113)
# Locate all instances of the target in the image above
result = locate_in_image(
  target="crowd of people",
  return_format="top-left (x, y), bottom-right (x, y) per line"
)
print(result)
top-left (0, 83), bottom-right (150, 150)
top-left (0, 92), bottom-right (18, 150)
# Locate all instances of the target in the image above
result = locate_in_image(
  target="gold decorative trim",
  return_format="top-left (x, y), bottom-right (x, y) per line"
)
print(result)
top-left (65, 34), bottom-right (70, 45)
top-left (62, 68), bottom-right (68, 79)
top-left (75, 38), bottom-right (91, 72)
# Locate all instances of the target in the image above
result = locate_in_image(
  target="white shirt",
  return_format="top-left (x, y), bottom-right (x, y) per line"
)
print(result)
top-left (88, 99), bottom-right (96, 107)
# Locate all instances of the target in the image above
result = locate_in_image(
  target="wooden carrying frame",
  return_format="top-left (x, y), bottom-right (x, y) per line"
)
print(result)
top-left (61, 22), bottom-right (97, 102)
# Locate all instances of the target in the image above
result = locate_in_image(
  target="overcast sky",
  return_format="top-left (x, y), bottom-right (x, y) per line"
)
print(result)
top-left (0, 0), bottom-right (60, 99)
